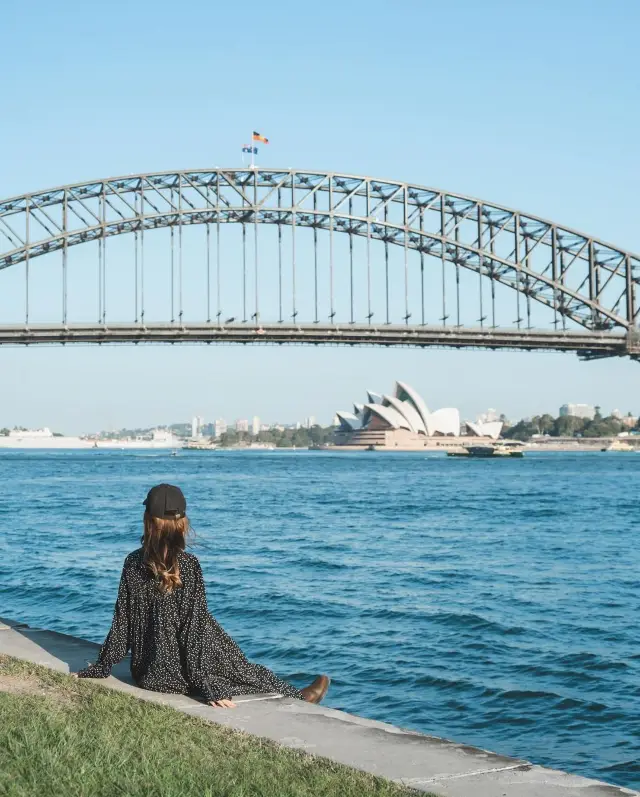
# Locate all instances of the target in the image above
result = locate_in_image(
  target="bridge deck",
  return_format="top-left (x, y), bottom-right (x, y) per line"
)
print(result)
top-left (0, 322), bottom-right (632, 357)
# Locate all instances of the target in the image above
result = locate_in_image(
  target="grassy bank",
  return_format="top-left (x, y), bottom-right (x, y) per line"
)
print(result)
top-left (0, 655), bottom-right (427, 797)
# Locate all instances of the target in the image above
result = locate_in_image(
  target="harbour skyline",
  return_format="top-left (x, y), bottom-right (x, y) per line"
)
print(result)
top-left (2, 397), bottom-right (638, 440)
top-left (2, 1), bottom-right (639, 432)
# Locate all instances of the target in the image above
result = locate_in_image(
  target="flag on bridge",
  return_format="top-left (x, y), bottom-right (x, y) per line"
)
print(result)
top-left (242, 146), bottom-right (258, 154)
top-left (252, 131), bottom-right (269, 144)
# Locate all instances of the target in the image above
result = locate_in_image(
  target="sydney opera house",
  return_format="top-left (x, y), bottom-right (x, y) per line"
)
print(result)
top-left (334, 381), bottom-right (503, 450)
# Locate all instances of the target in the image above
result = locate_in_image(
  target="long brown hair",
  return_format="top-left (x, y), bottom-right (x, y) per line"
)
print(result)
top-left (142, 512), bottom-right (189, 593)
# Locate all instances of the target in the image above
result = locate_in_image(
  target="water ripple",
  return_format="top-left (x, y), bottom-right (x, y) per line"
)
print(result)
top-left (1, 449), bottom-right (639, 790)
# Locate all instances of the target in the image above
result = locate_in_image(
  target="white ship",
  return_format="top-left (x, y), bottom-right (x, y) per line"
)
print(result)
top-left (0, 428), bottom-right (182, 450)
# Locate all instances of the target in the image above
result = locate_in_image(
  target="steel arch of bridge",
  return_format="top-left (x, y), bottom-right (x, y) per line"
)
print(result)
top-left (0, 168), bottom-right (638, 357)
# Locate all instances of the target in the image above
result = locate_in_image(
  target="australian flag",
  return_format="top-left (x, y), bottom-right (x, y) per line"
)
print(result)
top-left (242, 146), bottom-right (258, 154)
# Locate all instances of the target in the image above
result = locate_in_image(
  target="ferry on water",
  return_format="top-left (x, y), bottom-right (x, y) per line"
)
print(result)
top-left (447, 441), bottom-right (525, 458)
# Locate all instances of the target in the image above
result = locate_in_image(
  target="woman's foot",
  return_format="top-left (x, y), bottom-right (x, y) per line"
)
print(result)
top-left (300, 675), bottom-right (330, 704)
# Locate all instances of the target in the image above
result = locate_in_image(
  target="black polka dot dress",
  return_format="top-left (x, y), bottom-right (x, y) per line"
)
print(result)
top-left (77, 549), bottom-right (305, 703)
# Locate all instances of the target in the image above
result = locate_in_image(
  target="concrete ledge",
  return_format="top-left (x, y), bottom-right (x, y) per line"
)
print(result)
top-left (0, 617), bottom-right (636, 797)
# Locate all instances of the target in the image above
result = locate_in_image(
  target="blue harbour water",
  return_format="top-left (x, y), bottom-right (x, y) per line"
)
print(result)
top-left (1, 450), bottom-right (638, 789)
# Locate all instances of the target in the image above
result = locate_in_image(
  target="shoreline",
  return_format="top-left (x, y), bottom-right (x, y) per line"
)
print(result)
top-left (0, 442), bottom-right (637, 453)
top-left (1, 616), bottom-right (635, 797)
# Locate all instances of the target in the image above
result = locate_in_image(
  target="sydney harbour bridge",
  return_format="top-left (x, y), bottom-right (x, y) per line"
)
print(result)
top-left (0, 168), bottom-right (638, 361)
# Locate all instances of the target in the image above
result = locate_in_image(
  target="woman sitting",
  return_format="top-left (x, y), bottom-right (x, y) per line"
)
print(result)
top-left (77, 483), bottom-right (329, 708)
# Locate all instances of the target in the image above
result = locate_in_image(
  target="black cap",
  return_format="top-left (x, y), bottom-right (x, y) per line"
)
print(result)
top-left (143, 484), bottom-right (187, 519)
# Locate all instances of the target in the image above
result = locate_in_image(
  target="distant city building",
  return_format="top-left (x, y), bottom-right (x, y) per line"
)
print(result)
top-left (260, 423), bottom-right (270, 432)
top-left (191, 415), bottom-right (204, 438)
top-left (305, 416), bottom-right (316, 429)
top-left (619, 414), bottom-right (638, 428)
top-left (559, 403), bottom-right (595, 420)
top-left (251, 416), bottom-right (261, 436)
top-left (235, 419), bottom-right (249, 433)
top-left (214, 419), bottom-right (227, 438)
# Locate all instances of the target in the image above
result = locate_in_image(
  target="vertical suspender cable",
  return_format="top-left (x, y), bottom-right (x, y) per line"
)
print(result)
top-left (551, 226), bottom-right (558, 329)
top-left (98, 190), bottom-right (103, 322)
top-left (384, 204), bottom-right (389, 324)
top-left (419, 206), bottom-right (425, 325)
top-left (134, 229), bottom-right (139, 323)
top-left (206, 185), bottom-right (211, 323)
top-left (366, 182), bottom-right (372, 322)
top-left (170, 186), bottom-right (175, 324)
top-left (98, 240), bottom-right (103, 323)
top-left (313, 191), bottom-right (318, 323)
top-left (278, 187), bottom-right (283, 323)
top-left (254, 170), bottom-right (259, 323)
top-left (62, 190), bottom-right (68, 325)
top-left (514, 213), bottom-right (521, 329)
top-left (440, 194), bottom-right (447, 325)
top-left (178, 178), bottom-right (183, 324)
top-left (477, 205), bottom-right (484, 328)
top-left (139, 183), bottom-right (146, 324)
top-left (25, 201), bottom-right (30, 325)
top-left (101, 185), bottom-right (107, 325)
top-left (216, 173), bottom-right (221, 323)
top-left (349, 197), bottom-right (354, 324)
top-left (134, 184), bottom-right (139, 324)
top-left (329, 179), bottom-right (335, 321)
top-left (403, 189), bottom-right (409, 324)
top-left (525, 236), bottom-right (531, 328)
top-left (140, 190), bottom-right (145, 325)
top-left (455, 222), bottom-right (460, 327)
top-left (170, 225), bottom-right (175, 324)
top-left (291, 178), bottom-right (297, 321)
top-left (560, 249), bottom-right (567, 331)
top-left (242, 222), bottom-right (247, 322)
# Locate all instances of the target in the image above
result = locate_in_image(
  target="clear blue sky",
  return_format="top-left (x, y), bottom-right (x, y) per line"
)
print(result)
top-left (2, 0), bottom-right (639, 432)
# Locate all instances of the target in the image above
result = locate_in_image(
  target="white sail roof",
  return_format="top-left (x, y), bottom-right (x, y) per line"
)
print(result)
top-left (466, 420), bottom-right (503, 440)
top-left (336, 411), bottom-right (362, 431)
top-left (427, 408), bottom-right (460, 436)
top-left (395, 382), bottom-right (430, 429)
top-left (365, 403), bottom-right (412, 431)
top-left (382, 395), bottom-right (427, 434)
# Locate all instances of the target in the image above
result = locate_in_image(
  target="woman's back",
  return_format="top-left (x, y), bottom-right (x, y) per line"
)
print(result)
top-left (77, 483), bottom-right (326, 705)
top-left (80, 548), bottom-right (206, 695)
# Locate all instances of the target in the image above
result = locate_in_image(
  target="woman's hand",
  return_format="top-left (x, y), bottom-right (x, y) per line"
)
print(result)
top-left (209, 699), bottom-right (237, 709)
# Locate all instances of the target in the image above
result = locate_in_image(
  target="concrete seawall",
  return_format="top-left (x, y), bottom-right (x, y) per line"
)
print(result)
top-left (0, 616), bottom-right (636, 797)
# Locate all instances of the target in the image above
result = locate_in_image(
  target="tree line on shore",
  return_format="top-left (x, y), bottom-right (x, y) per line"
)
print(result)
top-left (217, 425), bottom-right (333, 448)
top-left (503, 410), bottom-right (638, 441)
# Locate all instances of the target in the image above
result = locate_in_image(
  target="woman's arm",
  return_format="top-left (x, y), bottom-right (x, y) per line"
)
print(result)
top-left (77, 567), bottom-right (130, 678)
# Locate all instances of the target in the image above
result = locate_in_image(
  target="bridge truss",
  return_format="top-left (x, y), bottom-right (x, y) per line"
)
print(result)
top-left (0, 168), bottom-right (638, 359)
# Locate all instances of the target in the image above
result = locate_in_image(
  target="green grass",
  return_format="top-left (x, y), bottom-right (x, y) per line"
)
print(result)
top-left (0, 655), bottom-right (429, 797)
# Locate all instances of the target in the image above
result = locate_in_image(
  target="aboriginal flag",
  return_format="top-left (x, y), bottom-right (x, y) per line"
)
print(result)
top-left (252, 131), bottom-right (269, 144)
